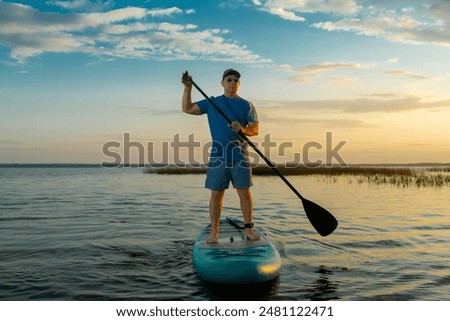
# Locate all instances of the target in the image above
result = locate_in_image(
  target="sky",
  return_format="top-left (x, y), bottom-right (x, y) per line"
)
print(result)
top-left (1, 0), bottom-right (449, 165)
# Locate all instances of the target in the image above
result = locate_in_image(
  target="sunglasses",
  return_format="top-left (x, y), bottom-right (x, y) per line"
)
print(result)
top-left (224, 78), bottom-right (240, 83)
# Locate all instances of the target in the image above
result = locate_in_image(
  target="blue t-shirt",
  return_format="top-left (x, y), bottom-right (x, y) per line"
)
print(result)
top-left (197, 95), bottom-right (258, 162)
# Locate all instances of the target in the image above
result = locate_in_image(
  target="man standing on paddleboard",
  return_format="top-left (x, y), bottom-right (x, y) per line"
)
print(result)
top-left (181, 69), bottom-right (260, 243)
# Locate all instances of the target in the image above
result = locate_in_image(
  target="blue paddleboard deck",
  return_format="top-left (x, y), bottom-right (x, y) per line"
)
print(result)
top-left (193, 217), bottom-right (281, 284)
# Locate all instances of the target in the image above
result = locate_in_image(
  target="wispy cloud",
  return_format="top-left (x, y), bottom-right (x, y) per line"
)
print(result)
top-left (384, 70), bottom-right (427, 80)
top-left (257, 93), bottom-right (450, 115)
top-left (259, 112), bottom-right (367, 129)
top-left (251, 1), bottom-right (450, 46)
top-left (341, 94), bottom-right (450, 113)
top-left (115, 106), bottom-right (180, 116)
top-left (264, 6), bottom-right (305, 22)
top-left (0, 139), bottom-right (26, 151)
top-left (46, 0), bottom-right (114, 11)
top-left (388, 57), bottom-right (399, 64)
top-left (282, 62), bottom-right (369, 83)
top-left (252, 0), bottom-right (359, 21)
top-left (0, 2), bottom-right (271, 64)
top-left (311, 1), bottom-right (450, 46)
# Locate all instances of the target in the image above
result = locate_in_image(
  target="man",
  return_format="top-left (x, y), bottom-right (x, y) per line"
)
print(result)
top-left (181, 69), bottom-right (260, 243)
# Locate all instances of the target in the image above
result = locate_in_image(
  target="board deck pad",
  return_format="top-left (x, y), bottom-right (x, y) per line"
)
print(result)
top-left (198, 220), bottom-right (271, 249)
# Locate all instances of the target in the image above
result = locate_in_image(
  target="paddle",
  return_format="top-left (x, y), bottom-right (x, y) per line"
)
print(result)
top-left (183, 71), bottom-right (338, 237)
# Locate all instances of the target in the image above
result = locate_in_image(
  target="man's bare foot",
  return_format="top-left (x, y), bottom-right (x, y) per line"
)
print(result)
top-left (207, 232), bottom-right (219, 244)
top-left (245, 228), bottom-right (260, 241)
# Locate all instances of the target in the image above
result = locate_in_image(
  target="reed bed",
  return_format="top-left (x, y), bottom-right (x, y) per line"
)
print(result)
top-left (343, 170), bottom-right (450, 188)
top-left (143, 165), bottom-right (450, 188)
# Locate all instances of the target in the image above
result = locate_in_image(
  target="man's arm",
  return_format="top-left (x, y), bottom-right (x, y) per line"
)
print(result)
top-left (181, 75), bottom-right (202, 115)
top-left (242, 121), bottom-right (259, 136)
top-left (230, 121), bottom-right (259, 136)
top-left (229, 100), bottom-right (259, 136)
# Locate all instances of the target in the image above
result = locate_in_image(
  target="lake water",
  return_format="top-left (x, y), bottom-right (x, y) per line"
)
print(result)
top-left (1, 166), bottom-right (449, 300)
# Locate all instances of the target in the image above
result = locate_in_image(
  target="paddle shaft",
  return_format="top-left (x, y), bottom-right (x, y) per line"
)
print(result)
top-left (188, 75), bottom-right (306, 202)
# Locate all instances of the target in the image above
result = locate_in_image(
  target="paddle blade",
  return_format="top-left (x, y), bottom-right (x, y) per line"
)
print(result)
top-left (301, 198), bottom-right (338, 236)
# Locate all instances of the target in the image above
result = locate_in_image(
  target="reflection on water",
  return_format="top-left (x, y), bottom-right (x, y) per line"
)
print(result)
top-left (199, 276), bottom-right (280, 300)
top-left (304, 267), bottom-right (339, 301)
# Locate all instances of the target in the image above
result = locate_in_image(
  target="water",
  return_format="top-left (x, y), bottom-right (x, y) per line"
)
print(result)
top-left (1, 166), bottom-right (449, 300)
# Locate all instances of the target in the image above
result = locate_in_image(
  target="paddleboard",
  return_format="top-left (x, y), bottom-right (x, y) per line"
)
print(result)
top-left (192, 217), bottom-right (281, 284)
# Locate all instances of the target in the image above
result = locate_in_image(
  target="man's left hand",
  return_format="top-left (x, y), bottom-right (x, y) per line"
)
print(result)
top-left (229, 121), bottom-right (242, 133)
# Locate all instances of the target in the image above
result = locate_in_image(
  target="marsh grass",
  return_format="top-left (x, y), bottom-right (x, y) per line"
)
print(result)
top-left (144, 165), bottom-right (450, 188)
top-left (340, 169), bottom-right (450, 188)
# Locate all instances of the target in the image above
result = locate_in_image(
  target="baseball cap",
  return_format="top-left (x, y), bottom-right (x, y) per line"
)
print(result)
top-left (222, 68), bottom-right (241, 80)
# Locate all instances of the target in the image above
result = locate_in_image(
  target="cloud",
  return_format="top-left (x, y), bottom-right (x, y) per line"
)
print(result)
top-left (0, 2), bottom-right (271, 64)
top-left (338, 94), bottom-right (450, 113)
top-left (252, 0), bottom-right (360, 21)
top-left (282, 62), bottom-right (369, 83)
top-left (115, 106), bottom-right (180, 116)
top-left (257, 93), bottom-right (450, 114)
top-left (311, 1), bottom-right (450, 46)
top-left (384, 70), bottom-right (427, 80)
top-left (266, 7), bottom-right (305, 22)
top-left (251, 1), bottom-right (450, 46)
top-left (46, 0), bottom-right (114, 11)
top-left (0, 139), bottom-right (27, 152)
top-left (0, 139), bottom-right (26, 146)
top-left (327, 76), bottom-right (357, 86)
top-left (260, 112), bottom-right (366, 128)
top-left (388, 57), bottom-right (399, 64)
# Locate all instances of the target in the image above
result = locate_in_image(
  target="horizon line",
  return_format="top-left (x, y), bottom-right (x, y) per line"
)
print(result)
top-left (1, 162), bottom-right (450, 168)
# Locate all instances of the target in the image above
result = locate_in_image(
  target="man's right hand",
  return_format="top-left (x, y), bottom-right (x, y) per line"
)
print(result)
top-left (181, 71), bottom-right (192, 88)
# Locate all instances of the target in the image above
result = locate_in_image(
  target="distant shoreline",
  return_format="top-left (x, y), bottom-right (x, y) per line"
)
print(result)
top-left (1, 162), bottom-right (449, 169)
top-left (143, 163), bottom-right (449, 175)
top-left (2, 163), bottom-right (448, 187)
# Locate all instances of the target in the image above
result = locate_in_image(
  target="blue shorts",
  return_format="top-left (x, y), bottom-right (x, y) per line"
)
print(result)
top-left (205, 160), bottom-right (253, 190)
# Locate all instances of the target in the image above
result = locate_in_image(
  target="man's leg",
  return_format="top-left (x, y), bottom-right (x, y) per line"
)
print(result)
top-left (208, 189), bottom-right (225, 243)
top-left (236, 188), bottom-right (260, 241)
